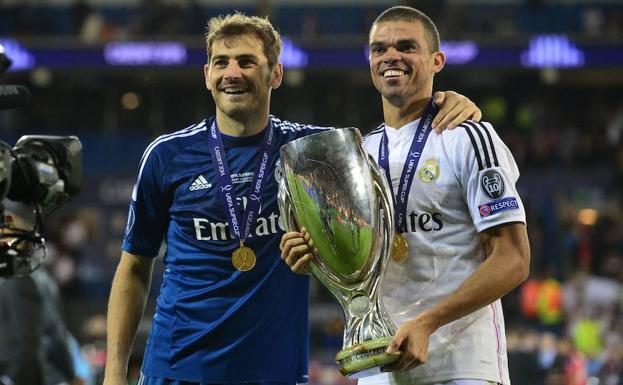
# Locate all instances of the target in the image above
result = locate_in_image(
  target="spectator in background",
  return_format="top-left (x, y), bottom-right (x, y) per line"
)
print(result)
top-left (186, 0), bottom-right (207, 36)
top-left (544, 336), bottom-right (575, 385)
top-left (0, 268), bottom-right (45, 385)
top-left (0, 202), bottom-right (79, 385)
top-left (81, 314), bottom-right (107, 385)
top-left (71, 0), bottom-right (92, 35)
top-left (507, 329), bottom-right (544, 385)
top-left (31, 265), bottom-right (80, 385)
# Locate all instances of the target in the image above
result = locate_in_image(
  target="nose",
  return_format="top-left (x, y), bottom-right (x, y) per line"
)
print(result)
top-left (381, 47), bottom-right (401, 63)
top-left (223, 60), bottom-right (243, 80)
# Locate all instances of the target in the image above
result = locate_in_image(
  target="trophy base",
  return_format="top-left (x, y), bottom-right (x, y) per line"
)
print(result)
top-left (335, 336), bottom-right (400, 378)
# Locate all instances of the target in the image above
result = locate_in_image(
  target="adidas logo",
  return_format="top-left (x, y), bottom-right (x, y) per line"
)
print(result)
top-left (189, 175), bottom-right (212, 191)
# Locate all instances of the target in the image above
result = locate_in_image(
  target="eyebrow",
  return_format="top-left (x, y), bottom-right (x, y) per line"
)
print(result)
top-left (369, 38), bottom-right (421, 49)
top-left (211, 54), bottom-right (260, 63)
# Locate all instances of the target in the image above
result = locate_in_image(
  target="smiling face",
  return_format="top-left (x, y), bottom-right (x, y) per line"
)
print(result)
top-left (369, 20), bottom-right (444, 108)
top-left (204, 33), bottom-right (283, 122)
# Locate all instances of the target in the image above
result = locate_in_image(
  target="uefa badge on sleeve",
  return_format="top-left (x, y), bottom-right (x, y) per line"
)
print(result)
top-left (479, 204), bottom-right (492, 217)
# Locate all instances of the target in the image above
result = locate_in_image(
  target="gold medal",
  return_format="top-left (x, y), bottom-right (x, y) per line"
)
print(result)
top-left (232, 240), bottom-right (256, 271)
top-left (391, 233), bottom-right (409, 262)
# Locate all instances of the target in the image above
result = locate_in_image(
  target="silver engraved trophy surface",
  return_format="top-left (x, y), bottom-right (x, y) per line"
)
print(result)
top-left (277, 128), bottom-right (399, 378)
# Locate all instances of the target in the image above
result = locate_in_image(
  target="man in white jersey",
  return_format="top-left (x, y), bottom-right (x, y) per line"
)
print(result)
top-left (281, 6), bottom-right (530, 385)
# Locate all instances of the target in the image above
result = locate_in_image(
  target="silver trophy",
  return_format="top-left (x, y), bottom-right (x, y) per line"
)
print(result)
top-left (277, 128), bottom-right (399, 378)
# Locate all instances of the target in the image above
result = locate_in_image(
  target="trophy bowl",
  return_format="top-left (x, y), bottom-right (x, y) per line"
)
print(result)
top-left (277, 128), bottom-right (399, 378)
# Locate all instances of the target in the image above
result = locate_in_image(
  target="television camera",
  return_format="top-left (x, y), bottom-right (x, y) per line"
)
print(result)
top-left (0, 44), bottom-right (82, 277)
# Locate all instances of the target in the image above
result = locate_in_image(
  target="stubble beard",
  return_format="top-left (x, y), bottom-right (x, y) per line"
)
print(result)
top-left (380, 76), bottom-right (425, 109)
top-left (382, 87), bottom-right (410, 108)
top-left (217, 92), bottom-right (266, 123)
top-left (373, 72), bottom-right (409, 108)
top-left (215, 72), bottom-right (272, 123)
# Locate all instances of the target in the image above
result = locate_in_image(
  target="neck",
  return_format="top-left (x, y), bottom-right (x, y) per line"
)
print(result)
top-left (215, 110), bottom-right (269, 137)
top-left (383, 95), bottom-right (431, 129)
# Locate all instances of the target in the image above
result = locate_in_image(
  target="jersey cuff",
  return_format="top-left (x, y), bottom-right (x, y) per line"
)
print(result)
top-left (122, 242), bottom-right (160, 258)
top-left (475, 214), bottom-right (526, 233)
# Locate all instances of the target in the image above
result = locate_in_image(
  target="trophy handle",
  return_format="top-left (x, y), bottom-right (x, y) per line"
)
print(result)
top-left (367, 153), bottom-right (395, 256)
top-left (277, 174), bottom-right (298, 233)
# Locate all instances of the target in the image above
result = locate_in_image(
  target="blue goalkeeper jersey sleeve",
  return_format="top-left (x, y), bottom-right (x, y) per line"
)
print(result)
top-left (122, 115), bottom-right (330, 383)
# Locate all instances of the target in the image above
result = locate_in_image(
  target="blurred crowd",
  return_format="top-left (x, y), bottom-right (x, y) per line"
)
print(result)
top-left (1, 0), bottom-right (622, 42)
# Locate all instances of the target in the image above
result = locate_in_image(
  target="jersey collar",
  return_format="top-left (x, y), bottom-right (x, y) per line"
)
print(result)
top-left (384, 117), bottom-right (422, 140)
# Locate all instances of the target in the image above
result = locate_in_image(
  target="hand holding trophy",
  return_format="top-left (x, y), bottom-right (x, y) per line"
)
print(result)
top-left (277, 128), bottom-right (399, 378)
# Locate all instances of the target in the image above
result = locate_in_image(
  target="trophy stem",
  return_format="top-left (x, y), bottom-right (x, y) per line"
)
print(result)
top-left (336, 302), bottom-right (399, 378)
top-left (336, 336), bottom-right (400, 378)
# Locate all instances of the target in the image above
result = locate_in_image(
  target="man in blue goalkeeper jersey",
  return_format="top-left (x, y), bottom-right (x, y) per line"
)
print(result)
top-left (103, 12), bottom-right (482, 385)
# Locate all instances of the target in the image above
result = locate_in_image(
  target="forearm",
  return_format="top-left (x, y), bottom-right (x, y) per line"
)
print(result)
top-left (417, 223), bottom-right (530, 333)
top-left (104, 252), bottom-right (153, 378)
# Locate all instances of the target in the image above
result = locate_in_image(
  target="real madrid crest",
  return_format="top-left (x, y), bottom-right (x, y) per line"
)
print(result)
top-left (418, 158), bottom-right (440, 183)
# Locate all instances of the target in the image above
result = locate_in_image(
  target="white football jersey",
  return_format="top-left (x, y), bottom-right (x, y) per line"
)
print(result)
top-left (360, 119), bottom-right (525, 385)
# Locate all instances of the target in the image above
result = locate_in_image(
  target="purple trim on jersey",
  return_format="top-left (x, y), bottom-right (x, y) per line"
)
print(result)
top-left (208, 120), bottom-right (277, 243)
top-left (490, 303), bottom-right (503, 383)
top-left (378, 98), bottom-right (438, 232)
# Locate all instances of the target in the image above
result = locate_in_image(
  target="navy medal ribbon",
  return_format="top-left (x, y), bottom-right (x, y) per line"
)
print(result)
top-left (378, 98), bottom-right (438, 233)
top-left (208, 120), bottom-right (277, 247)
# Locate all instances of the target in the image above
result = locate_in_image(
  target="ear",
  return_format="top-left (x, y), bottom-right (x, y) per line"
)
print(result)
top-left (271, 63), bottom-right (284, 89)
top-left (432, 51), bottom-right (445, 74)
top-left (204, 64), bottom-right (212, 91)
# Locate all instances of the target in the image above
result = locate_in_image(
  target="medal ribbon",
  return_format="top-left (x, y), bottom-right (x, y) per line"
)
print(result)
top-left (378, 98), bottom-right (438, 233)
top-left (208, 119), bottom-right (276, 243)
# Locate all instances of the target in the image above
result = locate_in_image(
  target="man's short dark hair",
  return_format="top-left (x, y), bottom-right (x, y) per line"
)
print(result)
top-left (205, 12), bottom-right (281, 69)
top-left (372, 6), bottom-right (440, 53)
